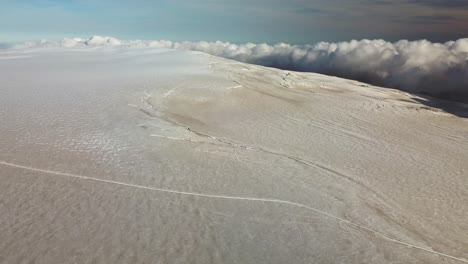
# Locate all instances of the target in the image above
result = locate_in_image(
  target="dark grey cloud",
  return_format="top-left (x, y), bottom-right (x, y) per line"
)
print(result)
top-left (293, 7), bottom-right (323, 14)
top-left (404, 15), bottom-right (455, 24)
top-left (364, 0), bottom-right (468, 8)
top-left (360, 0), bottom-right (394, 5)
top-left (408, 0), bottom-right (468, 8)
top-left (2, 0), bottom-right (468, 44)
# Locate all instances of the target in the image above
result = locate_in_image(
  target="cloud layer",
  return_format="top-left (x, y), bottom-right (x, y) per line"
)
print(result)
top-left (12, 36), bottom-right (468, 102)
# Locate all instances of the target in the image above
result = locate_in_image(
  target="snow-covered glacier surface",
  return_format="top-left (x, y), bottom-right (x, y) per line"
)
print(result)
top-left (1, 47), bottom-right (468, 264)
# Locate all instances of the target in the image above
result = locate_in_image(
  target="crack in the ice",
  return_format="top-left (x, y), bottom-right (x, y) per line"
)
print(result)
top-left (149, 124), bottom-right (383, 201)
top-left (1, 160), bottom-right (467, 263)
top-left (140, 102), bottom-right (356, 186)
top-left (138, 100), bottom-right (395, 221)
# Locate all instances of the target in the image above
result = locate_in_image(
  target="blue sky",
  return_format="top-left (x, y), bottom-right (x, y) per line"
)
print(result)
top-left (1, 0), bottom-right (467, 44)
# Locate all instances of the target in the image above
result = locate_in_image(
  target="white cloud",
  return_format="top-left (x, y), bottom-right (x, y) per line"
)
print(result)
top-left (10, 35), bottom-right (468, 101)
top-left (84, 36), bottom-right (121, 46)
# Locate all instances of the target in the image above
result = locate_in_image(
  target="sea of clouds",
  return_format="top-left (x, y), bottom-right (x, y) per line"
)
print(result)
top-left (10, 36), bottom-right (468, 101)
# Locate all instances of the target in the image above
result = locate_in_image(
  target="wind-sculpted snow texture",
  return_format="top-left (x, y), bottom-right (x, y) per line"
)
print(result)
top-left (12, 36), bottom-right (468, 101)
top-left (0, 46), bottom-right (467, 264)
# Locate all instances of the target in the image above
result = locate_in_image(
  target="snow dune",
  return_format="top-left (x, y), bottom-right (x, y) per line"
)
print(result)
top-left (0, 46), bottom-right (467, 264)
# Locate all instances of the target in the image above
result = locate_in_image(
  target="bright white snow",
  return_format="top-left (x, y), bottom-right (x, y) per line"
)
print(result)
top-left (0, 46), bottom-right (467, 264)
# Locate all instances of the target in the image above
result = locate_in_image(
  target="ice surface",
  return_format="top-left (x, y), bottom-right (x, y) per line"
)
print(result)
top-left (0, 47), bottom-right (468, 264)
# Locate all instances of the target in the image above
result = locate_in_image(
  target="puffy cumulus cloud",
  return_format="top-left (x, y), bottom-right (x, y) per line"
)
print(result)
top-left (174, 39), bottom-right (468, 102)
top-left (13, 36), bottom-right (122, 49)
top-left (11, 36), bottom-right (468, 101)
top-left (84, 36), bottom-right (121, 46)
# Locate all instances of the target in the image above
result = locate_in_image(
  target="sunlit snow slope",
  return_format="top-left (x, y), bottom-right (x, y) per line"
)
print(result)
top-left (1, 47), bottom-right (468, 264)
